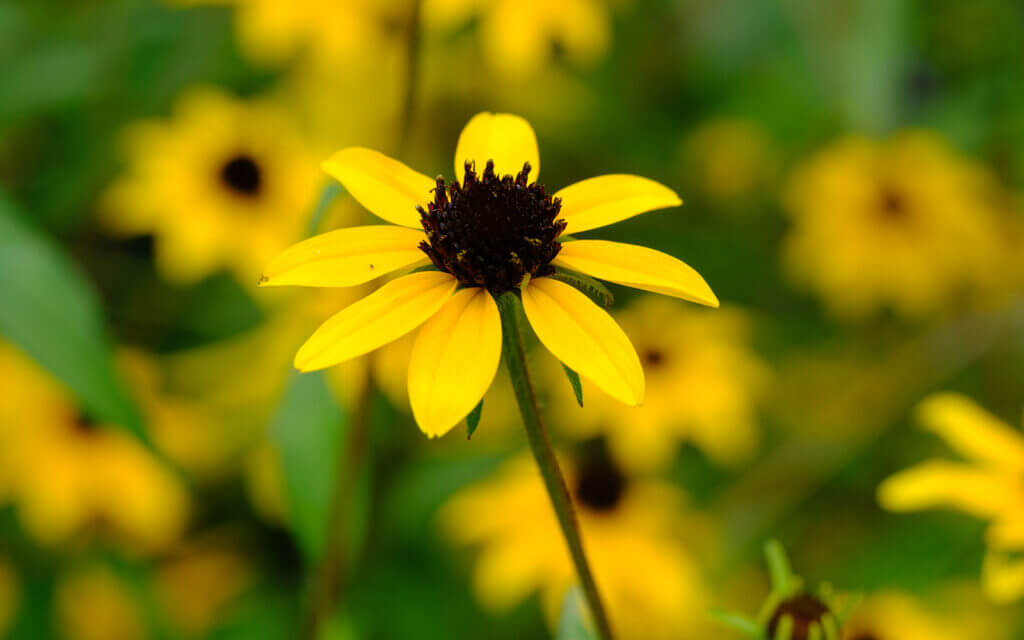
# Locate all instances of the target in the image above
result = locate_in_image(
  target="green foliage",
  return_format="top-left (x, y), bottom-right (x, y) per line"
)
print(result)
top-left (561, 364), bottom-right (584, 407)
top-left (465, 399), bottom-right (483, 439)
top-left (269, 371), bottom-right (346, 560)
top-left (0, 191), bottom-right (144, 437)
top-left (550, 269), bottom-right (614, 308)
top-left (556, 588), bottom-right (598, 640)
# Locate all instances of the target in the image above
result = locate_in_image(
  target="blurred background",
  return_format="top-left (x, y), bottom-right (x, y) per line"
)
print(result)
top-left (1, 0), bottom-right (1023, 638)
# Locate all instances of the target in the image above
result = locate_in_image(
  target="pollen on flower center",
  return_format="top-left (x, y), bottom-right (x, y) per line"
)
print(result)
top-left (417, 160), bottom-right (566, 294)
top-left (221, 154), bottom-right (263, 196)
top-left (767, 594), bottom-right (832, 640)
top-left (574, 449), bottom-right (627, 512)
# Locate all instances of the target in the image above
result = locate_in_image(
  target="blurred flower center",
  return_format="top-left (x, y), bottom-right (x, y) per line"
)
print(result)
top-left (418, 160), bottom-right (565, 294)
top-left (220, 154), bottom-right (263, 197)
top-left (574, 450), bottom-right (626, 512)
top-left (767, 593), bottom-right (831, 640)
top-left (876, 184), bottom-right (910, 223)
top-left (70, 413), bottom-right (100, 436)
top-left (641, 348), bottom-right (667, 370)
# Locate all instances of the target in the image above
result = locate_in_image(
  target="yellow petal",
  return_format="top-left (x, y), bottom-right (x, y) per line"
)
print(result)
top-left (454, 112), bottom-right (540, 184)
top-left (556, 175), bottom-right (682, 235)
top-left (407, 288), bottom-right (502, 437)
top-left (877, 460), bottom-right (1018, 518)
top-left (983, 551), bottom-right (1024, 603)
top-left (917, 393), bottom-right (1024, 473)
top-left (322, 147), bottom-right (435, 228)
top-left (553, 240), bottom-right (718, 307)
top-left (295, 271), bottom-right (457, 372)
top-left (259, 226), bottom-right (428, 288)
top-left (521, 277), bottom-right (643, 405)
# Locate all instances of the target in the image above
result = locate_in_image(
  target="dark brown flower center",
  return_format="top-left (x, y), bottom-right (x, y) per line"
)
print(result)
top-left (876, 184), bottom-right (910, 222)
top-left (641, 348), bottom-right (667, 369)
top-left (221, 154), bottom-right (263, 196)
top-left (417, 160), bottom-right (565, 294)
top-left (574, 449), bottom-right (626, 512)
top-left (767, 594), bottom-right (831, 640)
top-left (70, 413), bottom-right (100, 436)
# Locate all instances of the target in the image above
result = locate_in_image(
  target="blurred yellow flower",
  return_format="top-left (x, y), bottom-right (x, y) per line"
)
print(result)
top-left (439, 453), bottom-right (712, 639)
top-left (0, 343), bottom-right (189, 552)
top-left (551, 300), bottom-right (768, 470)
top-left (55, 565), bottom-right (146, 640)
top-left (169, 0), bottom-right (401, 67)
top-left (423, 0), bottom-right (611, 77)
top-left (0, 561), bottom-right (18, 638)
top-left (101, 88), bottom-right (321, 287)
top-left (783, 132), bottom-right (1003, 318)
top-left (843, 589), bottom-right (1009, 640)
top-left (878, 392), bottom-right (1024, 602)
top-left (155, 534), bottom-right (252, 636)
top-left (683, 118), bottom-right (775, 205)
top-left (260, 111), bottom-right (717, 438)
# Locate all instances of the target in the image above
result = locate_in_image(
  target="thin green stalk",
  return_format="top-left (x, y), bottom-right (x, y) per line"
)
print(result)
top-left (496, 292), bottom-right (615, 640)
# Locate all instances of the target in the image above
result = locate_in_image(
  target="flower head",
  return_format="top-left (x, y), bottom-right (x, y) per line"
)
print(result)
top-left (878, 393), bottom-right (1024, 602)
top-left (101, 88), bottom-right (324, 286)
top-left (438, 451), bottom-right (712, 639)
top-left (261, 112), bottom-right (718, 437)
top-left (783, 132), bottom-right (1003, 318)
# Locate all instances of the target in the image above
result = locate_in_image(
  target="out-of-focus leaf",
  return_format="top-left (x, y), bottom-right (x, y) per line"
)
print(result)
top-left (556, 587), bottom-right (597, 640)
top-left (0, 192), bottom-right (144, 437)
top-left (465, 399), bottom-right (483, 439)
top-left (269, 371), bottom-right (346, 559)
top-left (709, 610), bottom-right (762, 638)
top-left (562, 364), bottom-right (584, 407)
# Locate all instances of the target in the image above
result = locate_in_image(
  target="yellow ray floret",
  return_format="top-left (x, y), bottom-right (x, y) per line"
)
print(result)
top-left (295, 271), bottom-right (457, 372)
top-left (522, 277), bottom-right (644, 406)
top-left (408, 288), bottom-right (503, 438)
top-left (322, 147), bottom-right (434, 228)
top-left (555, 174), bottom-right (682, 235)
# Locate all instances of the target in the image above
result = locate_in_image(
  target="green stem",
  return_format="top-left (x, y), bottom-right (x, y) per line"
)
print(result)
top-left (496, 293), bottom-right (615, 640)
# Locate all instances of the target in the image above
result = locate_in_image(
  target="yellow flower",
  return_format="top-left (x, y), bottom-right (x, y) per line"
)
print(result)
top-left (261, 112), bottom-right (718, 438)
top-left (843, 589), bottom-right (1010, 640)
top-left (0, 343), bottom-right (189, 552)
top-left (438, 454), bottom-right (712, 639)
top-left (55, 565), bottom-right (146, 640)
top-left (783, 132), bottom-right (1003, 318)
top-left (155, 534), bottom-right (252, 636)
top-left (878, 392), bottom-right (1024, 602)
top-left (422, 0), bottom-right (612, 76)
top-left (169, 0), bottom-right (400, 67)
top-left (101, 88), bottom-right (323, 287)
top-left (551, 300), bottom-right (768, 470)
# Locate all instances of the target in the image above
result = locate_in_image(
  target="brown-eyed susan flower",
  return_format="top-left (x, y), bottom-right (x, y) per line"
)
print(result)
top-left (260, 112), bottom-right (718, 438)
top-left (101, 88), bottom-right (324, 287)
top-left (423, 0), bottom-right (612, 77)
top-left (551, 299), bottom-right (768, 470)
top-left (0, 343), bottom-right (189, 552)
top-left (783, 132), bottom-right (1003, 319)
top-left (439, 451), bottom-right (712, 639)
top-left (878, 393), bottom-right (1024, 603)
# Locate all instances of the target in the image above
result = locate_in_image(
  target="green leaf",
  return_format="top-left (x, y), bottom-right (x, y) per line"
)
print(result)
top-left (562, 364), bottom-right (584, 407)
top-left (709, 610), bottom-right (763, 638)
top-left (765, 539), bottom-right (795, 596)
top-left (0, 193), bottom-right (144, 438)
top-left (269, 371), bottom-right (346, 559)
top-left (465, 399), bottom-right (483, 439)
top-left (556, 587), bottom-right (597, 640)
top-left (550, 269), bottom-right (614, 307)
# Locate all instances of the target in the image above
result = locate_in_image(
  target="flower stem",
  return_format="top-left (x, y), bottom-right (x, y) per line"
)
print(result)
top-left (495, 292), bottom-right (615, 640)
